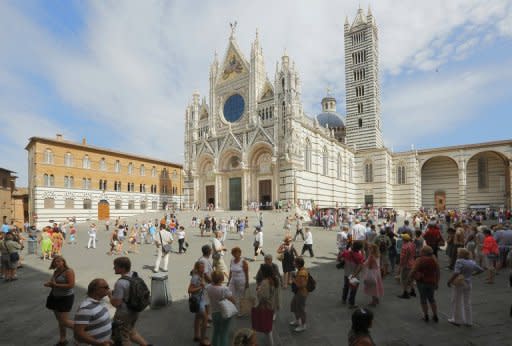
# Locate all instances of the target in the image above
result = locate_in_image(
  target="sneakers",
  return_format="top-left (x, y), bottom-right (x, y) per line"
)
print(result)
top-left (289, 320), bottom-right (299, 326)
top-left (294, 324), bottom-right (307, 332)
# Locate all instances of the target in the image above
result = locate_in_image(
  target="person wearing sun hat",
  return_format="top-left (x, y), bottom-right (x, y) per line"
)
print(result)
top-left (398, 233), bottom-right (417, 299)
top-left (277, 235), bottom-right (298, 288)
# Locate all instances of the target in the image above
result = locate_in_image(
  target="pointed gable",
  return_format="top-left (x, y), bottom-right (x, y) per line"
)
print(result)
top-left (351, 8), bottom-right (367, 30)
top-left (259, 80), bottom-right (274, 101)
top-left (218, 38), bottom-right (250, 84)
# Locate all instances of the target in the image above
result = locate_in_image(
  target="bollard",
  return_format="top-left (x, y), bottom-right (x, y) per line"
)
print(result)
top-left (27, 238), bottom-right (37, 255)
top-left (150, 272), bottom-right (171, 309)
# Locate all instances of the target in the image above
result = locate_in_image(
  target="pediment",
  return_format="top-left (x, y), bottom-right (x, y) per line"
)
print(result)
top-left (220, 131), bottom-right (243, 153)
top-left (218, 40), bottom-right (250, 84)
top-left (249, 126), bottom-right (274, 146)
top-left (259, 80), bottom-right (274, 101)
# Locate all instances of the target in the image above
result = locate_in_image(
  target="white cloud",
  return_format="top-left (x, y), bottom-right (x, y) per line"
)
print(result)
top-left (383, 62), bottom-right (512, 150)
top-left (0, 0), bottom-right (511, 184)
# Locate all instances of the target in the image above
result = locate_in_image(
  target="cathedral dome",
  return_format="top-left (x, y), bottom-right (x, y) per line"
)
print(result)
top-left (316, 94), bottom-right (345, 128)
top-left (317, 112), bottom-right (345, 128)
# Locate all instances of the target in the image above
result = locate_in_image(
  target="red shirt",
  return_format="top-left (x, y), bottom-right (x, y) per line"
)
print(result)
top-left (413, 256), bottom-right (439, 285)
top-left (423, 227), bottom-right (442, 247)
top-left (482, 235), bottom-right (498, 255)
top-left (400, 242), bottom-right (416, 269)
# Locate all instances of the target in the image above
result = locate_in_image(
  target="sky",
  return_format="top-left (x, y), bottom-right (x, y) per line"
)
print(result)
top-left (1, 0), bottom-right (511, 185)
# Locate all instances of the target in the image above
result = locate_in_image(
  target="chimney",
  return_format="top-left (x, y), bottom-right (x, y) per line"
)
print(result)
top-left (82, 137), bottom-right (87, 145)
top-left (56, 134), bottom-right (63, 141)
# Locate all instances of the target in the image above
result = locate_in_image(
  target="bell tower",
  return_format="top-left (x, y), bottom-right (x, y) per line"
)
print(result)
top-left (344, 6), bottom-right (383, 150)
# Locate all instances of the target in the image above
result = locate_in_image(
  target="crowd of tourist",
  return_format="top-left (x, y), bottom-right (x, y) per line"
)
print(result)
top-left (2, 205), bottom-right (512, 345)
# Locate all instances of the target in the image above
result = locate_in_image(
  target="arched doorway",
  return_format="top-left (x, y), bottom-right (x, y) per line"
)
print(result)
top-left (421, 156), bottom-right (458, 209)
top-left (466, 151), bottom-right (510, 208)
top-left (97, 200), bottom-right (110, 221)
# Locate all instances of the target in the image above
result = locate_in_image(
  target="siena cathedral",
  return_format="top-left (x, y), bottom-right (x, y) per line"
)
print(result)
top-left (183, 7), bottom-right (512, 212)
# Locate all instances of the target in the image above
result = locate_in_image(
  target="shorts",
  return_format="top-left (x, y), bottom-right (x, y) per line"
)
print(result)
top-left (112, 311), bottom-right (139, 345)
top-left (417, 282), bottom-right (436, 304)
top-left (46, 293), bottom-right (74, 312)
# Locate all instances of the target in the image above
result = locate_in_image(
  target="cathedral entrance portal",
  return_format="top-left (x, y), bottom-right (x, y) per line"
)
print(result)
top-left (259, 179), bottom-right (272, 210)
top-left (206, 185), bottom-right (215, 206)
top-left (229, 178), bottom-right (242, 210)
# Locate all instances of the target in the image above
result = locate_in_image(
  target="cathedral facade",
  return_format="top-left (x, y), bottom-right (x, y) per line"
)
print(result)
top-left (183, 8), bottom-right (512, 212)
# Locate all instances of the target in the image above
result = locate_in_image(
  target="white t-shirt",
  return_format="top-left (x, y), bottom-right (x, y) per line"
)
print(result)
top-left (177, 230), bottom-right (186, 240)
top-left (254, 231), bottom-right (263, 247)
top-left (351, 224), bottom-right (366, 241)
top-left (304, 231), bottom-right (313, 245)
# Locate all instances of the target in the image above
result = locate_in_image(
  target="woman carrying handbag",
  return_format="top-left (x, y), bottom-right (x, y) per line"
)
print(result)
top-left (188, 261), bottom-right (208, 343)
top-left (206, 271), bottom-right (237, 346)
top-left (253, 264), bottom-right (279, 345)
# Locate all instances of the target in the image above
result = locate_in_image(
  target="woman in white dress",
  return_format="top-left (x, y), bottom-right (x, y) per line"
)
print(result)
top-left (227, 246), bottom-right (249, 312)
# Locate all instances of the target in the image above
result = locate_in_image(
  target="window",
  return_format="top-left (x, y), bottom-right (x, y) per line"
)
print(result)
top-left (44, 174), bottom-right (55, 187)
top-left (349, 160), bottom-right (353, 182)
top-left (115, 160), bottom-right (120, 173)
top-left (357, 103), bottom-right (363, 114)
top-left (364, 162), bottom-right (373, 183)
top-left (337, 154), bottom-right (342, 179)
top-left (82, 155), bottom-right (90, 169)
top-left (358, 118), bottom-right (363, 128)
top-left (44, 198), bottom-right (55, 208)
top-left (152, 166), bottom-right (156, 177)
top-left (152, 201), bottom-right (158, 210)
top-left (304, 139), bottom-right (312, 171)
top-left (478, 157), bottom-right (488, 189)
top-left (82, 178), bottom-right (91, 190)
top-left (128, 200), bottom-right (135, 209)
top-left (64, 176), bottom-right (74, 188)
top-left (397, 165), bottom-right (406, 184)
top-left (115, 200), bottom-right (122, 209)
top-left (100, 158), bottom-right (106, 171)
top-left (114, 181), bottom-right (121, 192)
top-left (322, 147), bottom-right (329, 176)
top-left (99, 179), bottom-right (107, 190)
top-left (128, 162), bottom-right (133, 175)
top-left (44, 149), bottom-right (54, 164)
top-left (83, 199), bottom-right (92, 209)
top-left (161, 185), bottom-right (168, 194)
top-left (140, 200), bottom-right (147, 209)
top-left (140, 164), bottom-right (145, 176)
top-left (65, 198), bottom-right (74, 209)
top-left (65, 153), bottom-right (73, 167)
top-left (139, 184), bottom-right (146, 193)
top-left (172, 170), bottom-right (177, 179)
top-left (128, 182), bottom-right (134, 192)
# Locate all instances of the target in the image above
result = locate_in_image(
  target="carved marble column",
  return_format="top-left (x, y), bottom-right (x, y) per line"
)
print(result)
top-left (242, 168), bottom-right (249, 211)
top-left (458, 159), bottom-right (467, 209)
top-left (214, 172), bottom-right (222, 210)
top-left (272, 157), bottom-right (279, 209)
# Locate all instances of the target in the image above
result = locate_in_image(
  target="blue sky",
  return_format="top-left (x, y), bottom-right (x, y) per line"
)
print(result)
top-left (1, 0), bottom-right (511, 185)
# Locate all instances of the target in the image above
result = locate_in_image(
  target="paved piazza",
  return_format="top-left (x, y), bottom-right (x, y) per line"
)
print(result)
top-left (2, 211), bottom-right (511, 346)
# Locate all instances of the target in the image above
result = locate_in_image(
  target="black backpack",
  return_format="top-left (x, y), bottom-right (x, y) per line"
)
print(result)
top-left (379, 238), bottom-right (388, 253)
top-left (306, 272), bottom-right (316, 292)
top-left (120, 272), bottom-right (150, 312)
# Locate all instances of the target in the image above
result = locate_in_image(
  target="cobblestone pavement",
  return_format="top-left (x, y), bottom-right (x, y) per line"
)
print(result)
top-left (1, 211), bottom-right (511, 346)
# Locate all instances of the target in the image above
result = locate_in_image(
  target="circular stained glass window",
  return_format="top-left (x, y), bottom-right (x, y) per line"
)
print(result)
top-left (223, 94), bottom-right (245, 123)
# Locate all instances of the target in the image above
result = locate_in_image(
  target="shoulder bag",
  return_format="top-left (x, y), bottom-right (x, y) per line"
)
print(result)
top-left (159, 231), bottom-right (172, 254)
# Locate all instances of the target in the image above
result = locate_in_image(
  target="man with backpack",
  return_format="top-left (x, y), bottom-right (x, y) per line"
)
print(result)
top-left (110, 257), bottom-right (151, 346)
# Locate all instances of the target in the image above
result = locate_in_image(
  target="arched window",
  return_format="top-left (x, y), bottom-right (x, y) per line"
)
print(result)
top-left (322, 146), bottom-right (329, 176)
top-left (82, 178), bottom-right (91, 190)
top-left (304, 139), bottom-right (312, 172)
top-left (43, 174), bottom-right (49, 187)
top-left (358, 118), bottom-right (363, 128)
top-left (152, 166), bottom-right (157, 177)
top-left (397, 164), bottom-right (406, 184)
top-left (115, 160), bottom-right (120, 173)
top-left (128, 162), bottom-right (133, 175)
top-left (364, 161), bottom-right (373, 183)
top-left (64, 176), bottom-right (74, 188)
top-left (65, 152), bottom-right (73, 167)
top-left (49, 174), bottom-right (55, 187)
top-left (44, 149), bottom-right (54, 164)
top-left (82, 155), bottom-right (90, 169)
top-left (100, 158), bottom-right (106, 171)
top-left (478, 157), bottom-right (488, 189)
top-left (140, 164), bottom-right (145, 176)
top-left (337, 153), bottom-right (342, 179)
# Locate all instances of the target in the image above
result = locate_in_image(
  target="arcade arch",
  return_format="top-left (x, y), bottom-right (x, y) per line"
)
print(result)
top-left (421, 156), bottom-right (458, 210)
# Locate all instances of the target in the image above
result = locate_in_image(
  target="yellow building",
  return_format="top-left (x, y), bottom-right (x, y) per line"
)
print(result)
top-left (0, 168), bottom-right (17, 225)
top-left (26, 134), bottom-right (183, 227)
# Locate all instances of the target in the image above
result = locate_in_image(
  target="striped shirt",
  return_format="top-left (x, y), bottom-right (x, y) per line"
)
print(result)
top-left (74, 297), bottom-right (111, 343)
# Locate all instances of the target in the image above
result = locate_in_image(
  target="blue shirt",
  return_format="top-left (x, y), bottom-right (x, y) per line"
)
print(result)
top-left (1, 224), bottom-right (9, 233)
